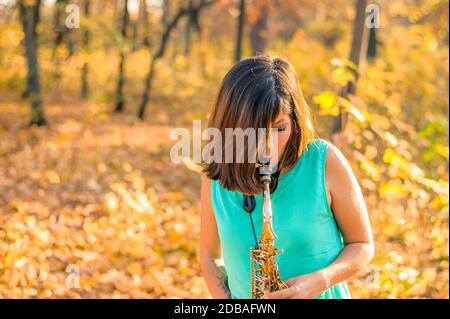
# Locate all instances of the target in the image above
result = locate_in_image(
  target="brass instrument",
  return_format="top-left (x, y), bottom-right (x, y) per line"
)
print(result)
top-left (250, 163), bottom-right (288, 299)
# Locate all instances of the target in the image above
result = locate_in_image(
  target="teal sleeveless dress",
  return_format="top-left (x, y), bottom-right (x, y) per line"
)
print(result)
top-left (211, 138), bottom-right (351, 299)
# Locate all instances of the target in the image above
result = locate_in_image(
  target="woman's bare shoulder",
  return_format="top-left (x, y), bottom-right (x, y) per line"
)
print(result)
top-left (323, 140), bottom-right (358, 194)
top-left (201, 173), bottom-right (211, 183)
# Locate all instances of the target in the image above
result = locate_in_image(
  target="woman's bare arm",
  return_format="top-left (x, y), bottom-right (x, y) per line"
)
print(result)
top-left (315, 141), bottom-right (375, 290)
top-left (199, 174), bottom-right (231, 299)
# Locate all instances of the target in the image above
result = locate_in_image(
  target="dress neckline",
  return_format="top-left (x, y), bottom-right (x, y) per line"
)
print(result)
top-left (278, 140), bottom-right (315, 182)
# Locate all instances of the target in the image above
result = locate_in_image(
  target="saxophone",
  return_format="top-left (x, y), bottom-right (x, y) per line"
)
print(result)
top-left (250, 163), bottom-right (288, 299)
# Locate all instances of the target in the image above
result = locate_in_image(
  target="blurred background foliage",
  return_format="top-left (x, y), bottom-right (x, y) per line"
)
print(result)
top-left (0, 0), bottom-right (448, 298)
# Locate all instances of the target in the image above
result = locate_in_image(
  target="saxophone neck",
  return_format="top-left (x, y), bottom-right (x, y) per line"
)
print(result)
top-left (261, 174), bottom-right (275, 241)
top-left (262, 182), bottom-right (272, 223)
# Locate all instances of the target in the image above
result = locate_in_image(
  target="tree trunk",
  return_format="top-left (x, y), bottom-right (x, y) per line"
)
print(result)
top-left (137, 8), bottom-right (186, 119)
top-left (249, 1), bottom-right (269, 55)
top-left (51, 0), bottom-right (68, 87)
top-left (81, 0), bottom-right (90, 99)
top-left (32, 0), bottom-right (40, 38)
top-left (138, 0), bottom-right (216, 119)
top-left (115, 0), bottom-right (129, 112)
top-left (66, 30), bottom-right (76, 58)
top-left (52, 0), bottom-right (68, 61)
top-left (140, 0), bottom-right (150, 47)
top-left (235, 0), bottom-right (246, 62)
top-left (184, 1), bottom-right (202, 56)
top-left (367, 27), bottom-right (377, 60)
top-left (131, 20), bottom-right (138, 52)
top-left (184, 2), bottom-right (194, 56)
top-left (161, 0), bottom-right (170, 25)
top-left (21, 0), bottom-right (42, 99)
top-left (332, 0), bottom-right (369, 135)
top-left (18, 0), bottom-right (46, 126)
top-left (138, 59), bottom-right (156, 119)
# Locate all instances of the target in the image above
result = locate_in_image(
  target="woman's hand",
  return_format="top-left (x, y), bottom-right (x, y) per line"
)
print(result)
top-left (264, 271), bottom-right (328, 299)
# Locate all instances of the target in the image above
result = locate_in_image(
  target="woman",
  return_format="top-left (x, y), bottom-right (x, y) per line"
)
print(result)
top-left (199, 55), bottom-right (374, 299)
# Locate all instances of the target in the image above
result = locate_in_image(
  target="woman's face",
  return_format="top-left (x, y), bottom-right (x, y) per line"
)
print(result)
top-left (268, 112), bottom-right (292, 164)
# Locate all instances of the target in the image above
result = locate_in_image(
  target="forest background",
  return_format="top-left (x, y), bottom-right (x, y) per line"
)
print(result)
top-left (0, 0), bottom-right (448, 298)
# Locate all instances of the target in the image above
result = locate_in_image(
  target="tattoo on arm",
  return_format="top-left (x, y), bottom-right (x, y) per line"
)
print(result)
top-left (216, 269), bottom-right (231, 298)
top-left (211, 258), bottom-right (231, 298)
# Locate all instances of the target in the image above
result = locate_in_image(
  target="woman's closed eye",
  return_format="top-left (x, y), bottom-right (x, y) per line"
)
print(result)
top-left (275, 126), bottom-right (287, 132)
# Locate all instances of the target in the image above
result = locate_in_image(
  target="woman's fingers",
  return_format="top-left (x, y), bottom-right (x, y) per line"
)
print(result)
top-left (265, 286), bottom-right (297, 299)
top-left (285, 277), bottom-right (297, 286)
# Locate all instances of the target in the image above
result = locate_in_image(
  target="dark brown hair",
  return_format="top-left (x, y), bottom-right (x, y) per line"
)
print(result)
top-left (203, 55), bottom-right (317, 195)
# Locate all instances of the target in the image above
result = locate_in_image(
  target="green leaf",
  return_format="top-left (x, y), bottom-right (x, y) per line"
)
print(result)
top-left (314, 91), bottom-right (340, 116)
